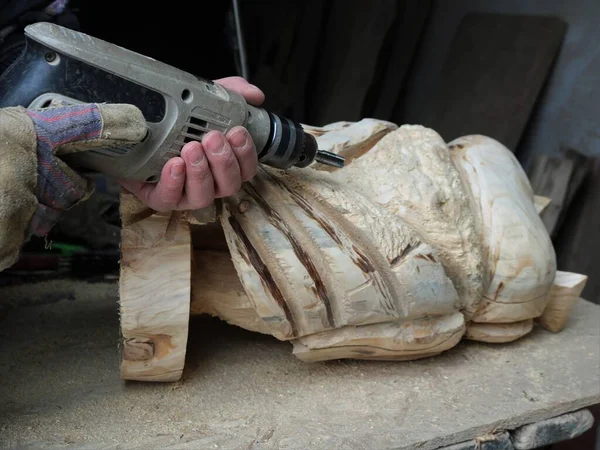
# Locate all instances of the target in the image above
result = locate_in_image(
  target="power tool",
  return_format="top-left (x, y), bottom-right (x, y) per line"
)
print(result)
top-left (0, 22), bottom-right (344, 183)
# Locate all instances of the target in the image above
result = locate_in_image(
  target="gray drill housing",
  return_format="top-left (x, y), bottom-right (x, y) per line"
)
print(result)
top-left (20, 22), bottom-right (325, 183)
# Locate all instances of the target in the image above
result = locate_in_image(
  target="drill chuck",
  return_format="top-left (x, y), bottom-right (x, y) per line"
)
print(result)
top-left (253, 110), bottom-right (344, 170)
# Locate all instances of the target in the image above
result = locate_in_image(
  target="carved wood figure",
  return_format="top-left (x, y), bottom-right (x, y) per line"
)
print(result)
top-left (118, 119), bottom-right (588, 382)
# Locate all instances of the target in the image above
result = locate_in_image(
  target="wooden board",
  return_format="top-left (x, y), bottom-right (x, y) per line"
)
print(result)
top-left (527, 149), bottom-right (591, 237)
top-left (553, 158), bottom-right (600, 304)
top-left (0, 285), bottom-right (598, 450)
top-left (420, 13), bottom-right (567, 152)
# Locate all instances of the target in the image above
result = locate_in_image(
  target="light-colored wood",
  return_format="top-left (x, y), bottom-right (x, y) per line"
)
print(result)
top-left (119, 191), bottom-right (191, 381)
top-left (292, 312), bottom-right (465, 362)
top-left (332, 125), bottom-right (488, 320)
top-left (534, 195), bottom-right (552, 215)
top-left (448, 135), bottom-right (557, 323)
top-left (304, 118), bottom-right (398, 171)
top-left (465, 320), bottom-right (533, 343)
top-left (119, 117), bottom-right (587, 378)
top-left (219, 163), bottom-right (460, 340)
top-left (191, 249), bottom-right (272, 336)
top-left (538, 271), bottom-right (588, 332)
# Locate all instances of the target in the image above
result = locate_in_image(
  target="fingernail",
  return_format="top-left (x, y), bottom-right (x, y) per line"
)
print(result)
top-left (206, 132), bottom-right (225, 155)
top-left (172, 162), bottom-right (185, 178)
top-left (229, 128), bottom-right (248, 149)
top-left (192, 149), bottom-right (205, 167)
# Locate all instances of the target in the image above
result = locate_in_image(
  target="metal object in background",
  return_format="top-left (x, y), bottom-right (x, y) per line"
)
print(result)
top-left (231, 0), bottom-right (249, 80)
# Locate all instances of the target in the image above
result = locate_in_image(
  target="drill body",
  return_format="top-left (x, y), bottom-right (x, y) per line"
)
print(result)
top-left (0, 22), bottom-right (342, 183)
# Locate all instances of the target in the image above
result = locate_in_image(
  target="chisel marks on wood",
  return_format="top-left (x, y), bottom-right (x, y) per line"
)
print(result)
top-left (165, 211), bottom-right (182, 242)
top-left (121, 207), bottom-right (156, 227)
top-left (227, 214), bottom-right (298, 338)
top-left (119, 190), bottom-right (191, 382)
top-left (292, 312), bottom-right (466, 362)
top-left (267, 172), bottom-right (400, 318)
top-left (242, 182), bottom-right (336, 329)
top-left (389, 242), bottom-right (419, 269)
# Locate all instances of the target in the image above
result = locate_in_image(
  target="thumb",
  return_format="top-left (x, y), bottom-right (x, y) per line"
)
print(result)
top-left (26, 103), bottom-right (147, 156)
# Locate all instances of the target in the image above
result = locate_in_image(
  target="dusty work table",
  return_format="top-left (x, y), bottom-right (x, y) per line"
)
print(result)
top-left (0, 280), bottom-right (598, 450)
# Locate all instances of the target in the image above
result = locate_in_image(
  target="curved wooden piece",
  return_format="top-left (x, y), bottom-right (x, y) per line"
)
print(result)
top-left (291, 313), bottom-right (466, 362)
top-left (448, 135), bottom-right (557, 323)
top-left (119, 191), bottom-right (191, 382)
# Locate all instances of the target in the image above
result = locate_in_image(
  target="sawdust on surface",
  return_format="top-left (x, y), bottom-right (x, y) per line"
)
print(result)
top-left (0, 280), bottom-right (598, 449)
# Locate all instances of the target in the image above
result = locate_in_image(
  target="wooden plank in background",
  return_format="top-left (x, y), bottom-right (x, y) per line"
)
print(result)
top-left (420, 13), bottom-right (567, 152)
top-left (553, 158), bottom-right (600, 304)
top-left (528, 149), bottom-right (591, 238)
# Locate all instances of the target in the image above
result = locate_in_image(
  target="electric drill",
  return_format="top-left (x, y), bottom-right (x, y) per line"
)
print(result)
top-left (0, 22), bottom-right (344, 183)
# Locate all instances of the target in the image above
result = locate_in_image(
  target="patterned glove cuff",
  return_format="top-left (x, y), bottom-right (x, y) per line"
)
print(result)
top-left (26, 104), bottom-right (103, 236)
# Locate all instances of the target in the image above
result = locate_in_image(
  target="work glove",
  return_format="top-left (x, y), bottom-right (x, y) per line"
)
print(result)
top-left (0, 102), bottom-right (147, 271)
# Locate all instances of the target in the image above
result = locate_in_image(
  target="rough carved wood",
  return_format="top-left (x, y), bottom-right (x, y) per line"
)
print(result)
top-left (118, 119), bottom-right (588, 382)
top-left (119, 194), bottom-right (191, 381)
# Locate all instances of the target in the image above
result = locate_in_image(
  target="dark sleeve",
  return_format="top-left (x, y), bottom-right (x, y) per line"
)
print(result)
top-left (0, 0), bottom-right (50, 29)
top-left (0, 0), bottom-right (79, 75)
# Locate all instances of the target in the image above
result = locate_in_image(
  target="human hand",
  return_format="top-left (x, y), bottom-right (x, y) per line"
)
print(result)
top-left (118, 76), bottom-right (266, 212)
top-left (0, 102), bottom-right (147, 270)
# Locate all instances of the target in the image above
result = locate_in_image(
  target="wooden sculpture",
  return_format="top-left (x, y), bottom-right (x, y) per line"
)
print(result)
top-left (118, 119), bottom-right (588, 382)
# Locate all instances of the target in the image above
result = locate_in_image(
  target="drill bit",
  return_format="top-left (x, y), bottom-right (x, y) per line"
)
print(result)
top-left (315, 150), bottom-right (345, 169)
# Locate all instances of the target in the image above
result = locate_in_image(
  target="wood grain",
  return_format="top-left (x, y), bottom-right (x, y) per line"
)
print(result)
top-left (119, 191), bottom-right (191, 382)
top-left (539, 271), bottom-right (588, 332)
top-left (448, 135), bottom-right (556, 324)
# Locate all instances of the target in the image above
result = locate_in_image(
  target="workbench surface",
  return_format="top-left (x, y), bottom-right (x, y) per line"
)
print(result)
top-left (0, 281), bottom-right (598, 449)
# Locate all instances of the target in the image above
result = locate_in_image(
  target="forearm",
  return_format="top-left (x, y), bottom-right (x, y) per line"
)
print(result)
top-left (0, 102), bottom-right (146, 272)
top-left (0, 106), bottom-right (39, 271)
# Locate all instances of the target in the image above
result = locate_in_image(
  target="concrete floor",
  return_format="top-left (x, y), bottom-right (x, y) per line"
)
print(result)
top-left (0, 279), bottom-right (599, 450)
